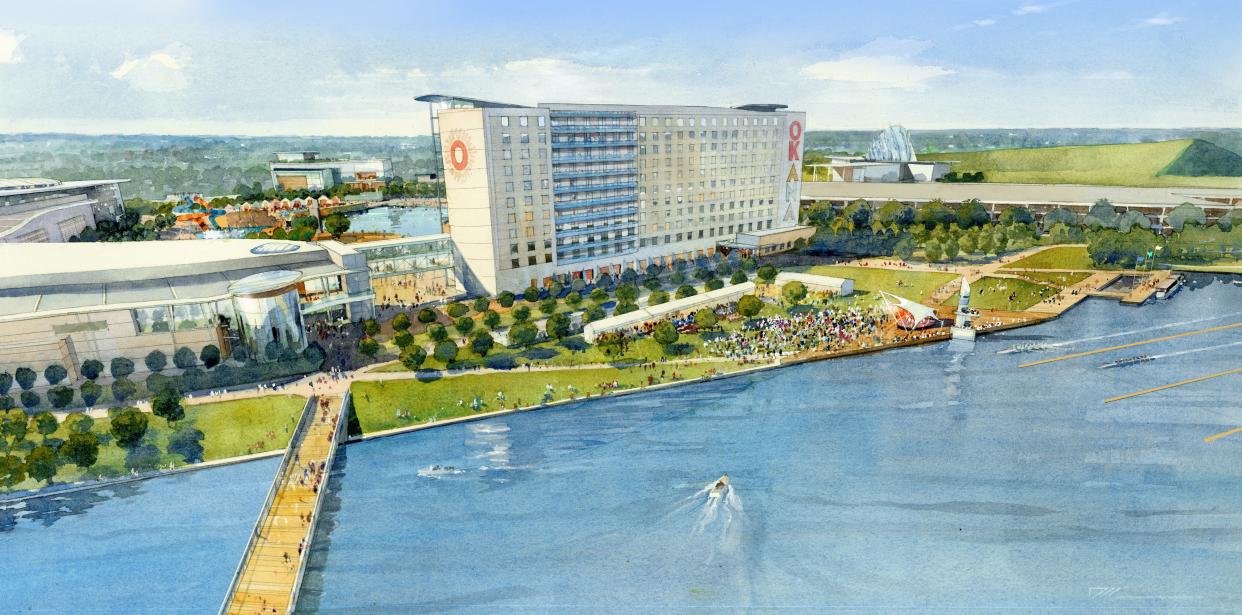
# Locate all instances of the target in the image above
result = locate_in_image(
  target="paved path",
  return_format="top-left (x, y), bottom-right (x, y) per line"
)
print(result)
top-left (222, 394), bottom-right (344, 615)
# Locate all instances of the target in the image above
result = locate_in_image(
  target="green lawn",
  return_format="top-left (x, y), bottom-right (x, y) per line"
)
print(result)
top-left (920, 139), bottom-right (1242, 189)
top-left (1003, 246), bottom-right (1095, 271)
top-left (1007, 271), bottom-right (1092, 287)
top-left (944, 276), bottom-right (1058, 311)
top-left (351, 362), bottom-right (740, 434)
top-left (795, 265), bottom-right (957, 305)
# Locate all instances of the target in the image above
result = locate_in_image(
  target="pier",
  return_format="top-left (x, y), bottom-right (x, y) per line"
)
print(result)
top-left (220, 392), bottom-right (349, 615)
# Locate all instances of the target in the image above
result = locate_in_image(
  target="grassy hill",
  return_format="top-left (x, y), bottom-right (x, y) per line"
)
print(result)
top-left (919, 139), bottom-right (1242, 188)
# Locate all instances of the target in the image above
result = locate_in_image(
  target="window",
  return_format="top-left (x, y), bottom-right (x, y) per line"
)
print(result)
top-left (504, 166), bottom-right (513, 176)
top-left (511, 258), bottom-right (520, 269)
top-left (501, 133), bottom-right (510, 144)
top-left (500, 116), bottom-right (510, 127)
top-left (505, 182), bottom-right (514, 192)
top-left (538, 116), bottom-right (546, 127)
top-left (538, 133), bottom-right (547, 143)
top-left (502, 149), bottom-right (512, 160)
top-left (505, 196), bottom-right (515, 207)
top-left (520, 133), bottom-right (530, 144)
top-left (133, 306), bottom-right (172, 334)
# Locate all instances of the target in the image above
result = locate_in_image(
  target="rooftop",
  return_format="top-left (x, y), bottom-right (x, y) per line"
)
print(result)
top-left (0, 178), bottom-right (129, 195)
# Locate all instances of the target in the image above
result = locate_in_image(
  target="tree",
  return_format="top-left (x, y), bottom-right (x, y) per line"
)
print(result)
top-left (482, 310), bottom-right (501, 330)
top-left (469, 331), bottom-right (495, 357)
top-left (48, 386), bottom-right (74, 409)
top-left (152, 387), bottom-right (185, 425)
top-left (1000, 206), bottom-right (1034, 225)
top-left (497, 291), bottom-right (516, 308)
top-left (357, 337), bottom-right (380, 358)
top-left (265, 341), bottom-right (283, 361)
top-left (615, 284), bottom-right (638, 304)
top-left (642, 277), bottom-right (663, 292)
top-left (1, 408), bottom-right (28, 449)
top-left (64, 412), bottom-right (94, 434)
top-left (523, 286), bottom-right (541, 302)
top-left (694, 308), bottom-right (719, 330)
top-left (417, 308), bottom-right (438, 324)
top-left (944, 237), bottom-right (961, 260)
top-left (1116, 210), bottom-right (1153, 233)
top-left (958, 233), bottom-right (977, 254)
top-left (730, 270), bottom-right (748, 285)
top-left (512, 306), bottom-right (531, 323)
top-left (26, 446), bottom-right (57, 485)
top-left (400, 346), bottom-right (427, 371)
top-left (173, 346), bottom-right (197, 370)
top-left (583, 305), bottom-right (606, 323)
top-left (737, 294), bottom-right (763, 318)
top-left (323, 213), bottom-right (351, 238)
top-left (111, 378), bottom-right (138, 402)
top-left (80, 360), bottom-right (104, 381)
top-left (392, 313), bottom-right (411, 332)
top-left (110, 408), bottom-right (149, 449)
top-left (454, 316), bottom-right (475, 336)
top-left (428, 323), bottom-right (449, 342)
top-left (20, 391), bottom-right (39, 410)
top-left (0, 454), bottom-right (26, 490)
top-left (648, 290), bottom-right (670, 305)
top-left (144, 350), bottom-right (167, 373)
top-left (676, 285), bottom-right (698, 299)
top-left (782, 281), bottom-right (808, 304)
top-left (509, 322), bottom-right (538, 347)
top-left (924, 241), bottom-right (944, 262)
top-left (705, 278), bottom-right (724, 291)
top-left (200, 345), bottom-right (221, 370)
top-left (653, 321), bottom-right (680, 347)
top-left (43, 364), bottom-right (68, 386)
top-left (956, 199), bottom-right (991, 228)
top-left (1166, 203), bottom-right (1207, 231)
top-left (433, 340), bottom-right (458, 363)
top-left (446, 302), bottom-right (468, 318)
top-left (1042, 207), bottom-right (1078, 230)
top-left (33, 411), bottom-right (58, 441)
top-left (62, 432), bottom-right (100, 471)
top-left (1083, 199), bottom-right (1120, 229)
top-left (363, 318), bottom-right (381, 337)
top-left (756, 264), bottom-right (778, 284)
top-left (545, 313), bottom-right (571, 339)
top-left (615, 302), bottom-right (639, 315)
top-left (589, 287), bottom-right (609, 304)
top-left (472, 297), bottom-right (491, 313)
top-left (394, 331), bottom-right (414, 349)
top-left (876, 200), bottom-right (916, 226)
top-left (564, 291), bottom-right (583, 308)
top-left (538, 298), bottom-right (558, 316)
top-left (14, 367), bottom-right (36, 391)
top-left (109, 357), bottom-right (134, 380)
top-left (167, 426), bottom-right (205, 463)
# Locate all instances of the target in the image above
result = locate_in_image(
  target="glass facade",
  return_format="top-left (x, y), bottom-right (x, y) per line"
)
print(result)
top-left (356, 238), bottom-right (454, 278)
top-left (232, 289), bottom-right (306, 357)
top-left (549, 110), bottom-right (639, 265)
top-left (132, 306), bottom-right (172, 334)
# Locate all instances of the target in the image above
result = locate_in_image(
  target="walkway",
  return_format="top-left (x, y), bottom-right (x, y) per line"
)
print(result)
top-left (221, 393), bottom-right (347, 615)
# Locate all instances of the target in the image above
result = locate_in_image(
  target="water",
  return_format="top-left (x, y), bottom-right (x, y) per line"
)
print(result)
top-left (0, 458), bottom-right (277, 613)
top-left (345, 206), bottom-right (441, 237)
top-left (293, 275), bottom-right (1242, 613)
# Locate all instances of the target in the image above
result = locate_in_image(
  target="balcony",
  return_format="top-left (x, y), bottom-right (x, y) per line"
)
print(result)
top-left (551, 140), bottom-right (637, 149)
top-left (551, 167), bottom-right (637, 180)
top-left (555, 206), bottom-right (637, 225)
top-left (555, 221), bottom-right (637, 239)
top-left (549, 110), bottom-right (634, 118)
top-left (550, 125), bottom-right (636, 134)
top-left (552, 153), bottom-right (636, 164)
top-left (556, 237), bottom-right (639, 264)
top-left (553, 181), bottom-right (638, 195)
top-left (554, 195), bottom-right (637, 211)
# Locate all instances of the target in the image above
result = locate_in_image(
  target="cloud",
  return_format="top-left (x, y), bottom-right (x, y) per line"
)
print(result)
top-left (974, 19), bottom-right (997, 27)
top-left (0, 28), bottom-right (23, 63)
top-left (1084, 70), bottom-right (1135, 81)
top-left (110, 43), bottom-right (190, 92)
top-left (1013, 1), bottom-right (1074, 16)
top-left (801, 38), bottom-right (954, 90)
top-left (1140, 12), bottom-right (1184, 27)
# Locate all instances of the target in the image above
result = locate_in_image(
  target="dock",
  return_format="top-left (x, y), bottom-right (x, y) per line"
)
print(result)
top-left (220, 392), bottom-right (349, 615)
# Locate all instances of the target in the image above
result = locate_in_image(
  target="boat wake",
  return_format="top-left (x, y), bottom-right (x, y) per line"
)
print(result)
top-left (417, 465), bottom-right (465, 479)
top-left (1096, 339), bottom-right (1242, 368)
top-left (1002, 310), bottom-right (1242, 355)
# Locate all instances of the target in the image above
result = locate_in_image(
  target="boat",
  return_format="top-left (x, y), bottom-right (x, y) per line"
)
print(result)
top-left (1098, 355), bottom-right (1156, 369)
top-left (997, 342), bottom-right (1055, 355)
top-left (1232, 279), bottom-right (1242, 287)
top-left (418, 464), bottom-right (464, 478)
top-left (708, 474), bottom-right (730, 498)
top-left (1155, 275), bottom-right (1184, 300)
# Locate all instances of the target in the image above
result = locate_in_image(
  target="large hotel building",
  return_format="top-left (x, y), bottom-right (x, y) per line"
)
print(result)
top-left (418, 95), bottom-right (813, 295)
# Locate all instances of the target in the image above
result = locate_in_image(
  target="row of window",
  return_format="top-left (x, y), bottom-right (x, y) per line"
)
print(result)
top-left (497, 115), bottom-right (546, 128)
top-left (500, 148), bottom-right (547, 160)
top-left (500, 132), bottom-right (547, 144)
top-left (501, 165), bottom-right (549, 178)
top-left (641, 141), bottom-right (782, 153)
top-left (639, 115), bottom-right (784, 128)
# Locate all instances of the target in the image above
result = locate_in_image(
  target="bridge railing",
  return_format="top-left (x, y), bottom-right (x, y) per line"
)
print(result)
top-left (217, 394), bottom-right (319, 615)
top-left (287, 390), bottom-right (351, 614)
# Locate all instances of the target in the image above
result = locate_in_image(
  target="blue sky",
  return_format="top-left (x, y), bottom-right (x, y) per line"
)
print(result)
top-left (1, 0), bottom-right (1239, 135)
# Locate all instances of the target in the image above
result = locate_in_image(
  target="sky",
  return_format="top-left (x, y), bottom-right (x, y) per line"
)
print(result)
top-left (1, 0), bottom-right (1240, 136)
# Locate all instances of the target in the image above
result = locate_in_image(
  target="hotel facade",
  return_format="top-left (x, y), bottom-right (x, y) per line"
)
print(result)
top-left (419, 95), bottom-right (812, 295)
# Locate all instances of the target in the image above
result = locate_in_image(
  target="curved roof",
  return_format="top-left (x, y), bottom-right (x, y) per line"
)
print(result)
top-left (0, 178), bottom-right (61, 191)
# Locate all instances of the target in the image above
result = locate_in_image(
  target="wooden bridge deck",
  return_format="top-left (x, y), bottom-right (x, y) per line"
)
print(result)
top-left (222, 394), bottom-right (345, 615)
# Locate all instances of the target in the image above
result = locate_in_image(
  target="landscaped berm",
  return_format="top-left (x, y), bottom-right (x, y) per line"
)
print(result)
top-left (920, 139), bottom-right (1242, 188)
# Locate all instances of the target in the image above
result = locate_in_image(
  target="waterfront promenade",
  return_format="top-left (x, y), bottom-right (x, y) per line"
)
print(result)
top-left (221, 393), bottom-right (346, 615)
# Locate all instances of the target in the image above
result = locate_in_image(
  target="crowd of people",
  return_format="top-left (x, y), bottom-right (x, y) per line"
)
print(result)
top-left (704, 304), bottom-right (891, 360)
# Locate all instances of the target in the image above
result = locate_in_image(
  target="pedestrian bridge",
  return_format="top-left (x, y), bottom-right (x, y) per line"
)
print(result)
top-left (219, 391), bottom-right (349, 614)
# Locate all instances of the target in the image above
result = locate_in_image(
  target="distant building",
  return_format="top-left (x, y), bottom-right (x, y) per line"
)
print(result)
top-left (0, 178), bottom-right (127, 243)
top-left (269, 152), bottom-right (393, 192)
top-left (807, 125), bottom-right (950, 184)
top-left (417, 94), bottom-right (811, 296)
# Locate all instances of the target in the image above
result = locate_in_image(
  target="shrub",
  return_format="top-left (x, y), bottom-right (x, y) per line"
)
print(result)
top-left (428, 324), bottom-right (449, 341)
top-left (472, 297), bottom-right (491, 313)
top-left (199, 345), bottom-right (221, 369)
top-left (391, 312), bottom-right (411, 332)
top-left (43, 364), bottom-right (68, 386)
top-left (512, 306), bottom-right (531, 323)
top-left (80, 360), bottom-right (104, 381)
top-left (173, 346), bottom-right (198, 370)
top-left (756, 264), bottom-right (778, 284)
top-left (705, 278), bottom-right (724, 291)
top-left (737, 294), bottom-right (763, 318)
top-left (675, 285), bottom-right (697, 299)
top-left (615, 302), bottom-right (639, 315)
top-left (730, 270), bottom-right (748, 285)
top-left (20, 390), bottom-right (40, 410)
top-left (363, 319), bottom-right (381, 337)
top-left (231, 346), bottom-right (250, 363)
top-left (433, 340), bottom-right (458, 363)
top-left (80, 381), bottom-right (103, 407)
top-left (264, 341), bottom-right (283, 361)
top-left (497, 291), bottom-right (516, 308)
top-left (111, 378), bottom-right (138, 402)
top-left (357, 338), bottom-right (380, 358)
top-left (564, 291), bottom-right (582, 307)
top-left (589, 288), bottom-right (609, 304)
top-left (144, 350), bottom-right (167, 373)
top-left (417, 308), bottom-right (438, 324)
top-left (48, 386), bottom-right (75, 409)
top-left (782, 280), bottom-right (808, 303)
top-left (523, 286), bottom-right (541, 302)
top-left (446, 302), bottom-right (468, 318)
top-left (394, 331), bottom-right (414, 349)
top-left (454, 316), bottom-right (475, 336)
top-left (470, 331), bottom-right (495, 357)
top-left (482, 310), bottom-right (501, 330)
top-left (509, 322), bottom-right (538, 347)
top-left (648, 290), bottom-right (670, 305)
top-left (545, 313), bottom-right (571, 339)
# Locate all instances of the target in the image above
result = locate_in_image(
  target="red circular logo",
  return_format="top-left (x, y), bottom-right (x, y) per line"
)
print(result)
top-left (449, 140), bottom-right (469, 171)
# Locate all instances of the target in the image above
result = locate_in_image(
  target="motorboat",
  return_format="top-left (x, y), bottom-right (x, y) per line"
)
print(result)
top-left (1098, 355), bottom-right (1155, 369)
top-left (996, 342), bottom-right (1054, 355)
top-left (1155, 275), bottom-right (1184, 300)
top-left (709, 474), bottom-right (730, 498)
top-left (418, 464), bottom-right (464, 478)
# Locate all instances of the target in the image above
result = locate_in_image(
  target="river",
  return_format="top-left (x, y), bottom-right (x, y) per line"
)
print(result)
top-left (3, 275), bottom-right (1242, 613)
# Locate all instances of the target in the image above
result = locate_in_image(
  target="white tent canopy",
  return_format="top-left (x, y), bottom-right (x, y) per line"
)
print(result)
top-left (583, 281), bottom-right (756, 343)
top-left (774, 271), bottom-right (854, 296)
